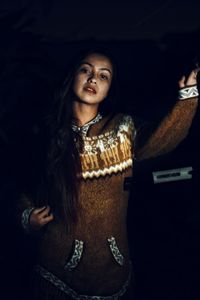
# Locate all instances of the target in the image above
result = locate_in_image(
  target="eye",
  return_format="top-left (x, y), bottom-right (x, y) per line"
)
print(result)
top-left (100, 73), bottom-right (109, 80)
top-left (78, 66), bottom-right (91, 74)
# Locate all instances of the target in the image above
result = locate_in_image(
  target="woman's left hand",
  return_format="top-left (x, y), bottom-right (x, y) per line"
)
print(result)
top-left (179, 67), bottom-right (199, 88)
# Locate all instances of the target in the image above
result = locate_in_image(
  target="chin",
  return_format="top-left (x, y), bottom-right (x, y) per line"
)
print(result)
top-left (79, 97), bottom-right (103, 106)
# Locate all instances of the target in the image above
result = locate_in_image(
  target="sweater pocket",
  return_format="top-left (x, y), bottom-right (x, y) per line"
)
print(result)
top-left (64, 239), bottom-right (84, 271)
top-left (107, 236), bottom-right (124, 266)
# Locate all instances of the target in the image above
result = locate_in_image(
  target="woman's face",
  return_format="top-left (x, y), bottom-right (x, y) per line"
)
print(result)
top-left (73, 53), bottom-right (113, 107)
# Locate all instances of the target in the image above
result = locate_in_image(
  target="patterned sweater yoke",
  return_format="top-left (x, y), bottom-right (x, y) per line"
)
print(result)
top-left (76, 114), bottom-right (136, 179)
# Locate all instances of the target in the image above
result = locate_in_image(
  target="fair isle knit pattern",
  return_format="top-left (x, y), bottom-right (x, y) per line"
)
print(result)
top-left (72, 113), bottom-right (103, 137)
top-left (79, 115), bottom-right (135, 179)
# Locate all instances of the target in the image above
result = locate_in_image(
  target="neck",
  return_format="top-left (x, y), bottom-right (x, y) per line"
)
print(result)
top-left (73, 102), bottom-right (99, 126)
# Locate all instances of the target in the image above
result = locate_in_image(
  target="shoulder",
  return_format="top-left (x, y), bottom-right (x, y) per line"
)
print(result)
top-left (94, 113), bottom-right (135, 137)
top-left (102, 113), bottom-right (134, 126)
top-left (118, 114), bottom-right (134, 126)
top-left (105, 113), bottom-right (136, 139)
top-left (111, 113), bottom-right (135, 132)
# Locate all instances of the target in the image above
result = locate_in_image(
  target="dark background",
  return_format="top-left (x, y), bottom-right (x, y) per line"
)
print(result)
top-left (0, 0), bottom-right (200, 299)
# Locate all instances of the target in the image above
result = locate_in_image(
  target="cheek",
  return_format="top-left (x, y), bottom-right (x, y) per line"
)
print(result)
top-left (101, 83), bottom-right (111, 98)
top-left (73, 75), bottom-right (83, 93)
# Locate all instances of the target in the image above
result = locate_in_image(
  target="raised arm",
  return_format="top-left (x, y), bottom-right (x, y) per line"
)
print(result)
top-left (135, 69), bottom-right (199, 161)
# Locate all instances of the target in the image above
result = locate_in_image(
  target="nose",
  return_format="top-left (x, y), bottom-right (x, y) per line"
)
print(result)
top-left (88, 73), bottom-right (97, 84)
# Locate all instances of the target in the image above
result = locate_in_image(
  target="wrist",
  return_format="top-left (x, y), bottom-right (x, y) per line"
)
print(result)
top-left (178, 85), bottom-right (199, 100)
top-left (21, 207), bottom-right (35, 233)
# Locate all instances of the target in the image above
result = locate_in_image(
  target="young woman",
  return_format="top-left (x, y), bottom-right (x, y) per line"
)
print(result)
top-left (17, 49), bottom-right (199, 299)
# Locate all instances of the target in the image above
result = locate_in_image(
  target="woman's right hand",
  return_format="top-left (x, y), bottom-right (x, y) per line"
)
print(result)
top-left (29, 206), bottom-right (54, 231)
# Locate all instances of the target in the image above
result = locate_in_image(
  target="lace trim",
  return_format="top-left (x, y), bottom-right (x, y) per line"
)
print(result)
top-left (64, 240), bottom-right (84, 271)
top-left (34, 264), bottom-right (131, 300)
top-left (108, 237), bottom-right (124, 266)
top-left (21, 207), bottom-right (35, 233)
top-left (72, 113), bottom-right (102, 137)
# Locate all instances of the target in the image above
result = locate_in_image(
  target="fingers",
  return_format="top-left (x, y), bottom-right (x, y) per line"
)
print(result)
top-left (189, 68), bottom-right (199, 81)
top-left (33, 206), bottom-right (51, 217)
top-left (39, 213), bottom-right (54, 226)
top-left (38, 206), bottom-right (51, 218)
top-left (34, 206), bottom-right (47, 214)
top-left (180, 68), bottom-right (200, 88)
top-left (29, 206), bottom-right (54, 230)
top-left (178, 76), bottom-right (186, 88)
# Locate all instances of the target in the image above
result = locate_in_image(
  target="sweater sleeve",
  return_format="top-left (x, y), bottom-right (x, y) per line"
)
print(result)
top-left (135, 97), bottom-right (198, 161)
top-left (16, 193), bottom-right (35, 233)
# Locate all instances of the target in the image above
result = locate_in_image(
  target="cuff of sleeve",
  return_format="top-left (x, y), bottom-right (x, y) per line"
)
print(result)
top-left (21, 207), bottom-right (35, 233)
top-left (178, 85), bottom-right (199, 100)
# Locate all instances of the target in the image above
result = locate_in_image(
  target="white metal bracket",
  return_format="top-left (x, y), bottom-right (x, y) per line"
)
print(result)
top-left (152, 166), bottom-right (193, 184)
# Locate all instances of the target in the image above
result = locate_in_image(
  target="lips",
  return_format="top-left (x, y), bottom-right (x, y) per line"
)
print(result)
top-left (83, 85), bottom-right (97, 94)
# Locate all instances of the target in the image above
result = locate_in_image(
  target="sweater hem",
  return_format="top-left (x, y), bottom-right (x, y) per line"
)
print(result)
top-left (34, 263), bottom-right (132, 300)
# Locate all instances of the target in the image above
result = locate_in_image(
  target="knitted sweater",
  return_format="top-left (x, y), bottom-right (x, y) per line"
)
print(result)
top-left (18, 98), bottom-right (198, 299)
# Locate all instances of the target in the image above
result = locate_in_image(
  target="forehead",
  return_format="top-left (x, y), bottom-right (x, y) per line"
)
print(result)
top-left (81, 53), bottom-right (113, 72)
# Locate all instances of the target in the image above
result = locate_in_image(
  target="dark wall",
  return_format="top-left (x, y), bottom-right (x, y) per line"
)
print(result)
top-left (0, 1), bottom-right (200, 299)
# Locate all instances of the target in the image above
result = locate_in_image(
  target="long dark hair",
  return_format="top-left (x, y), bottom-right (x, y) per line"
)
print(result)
top-left (36, 47), bottom-right (119, 230)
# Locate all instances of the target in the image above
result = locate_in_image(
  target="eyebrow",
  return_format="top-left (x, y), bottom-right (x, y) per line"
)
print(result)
top-left (80, 61), bottom-right (112, 75)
